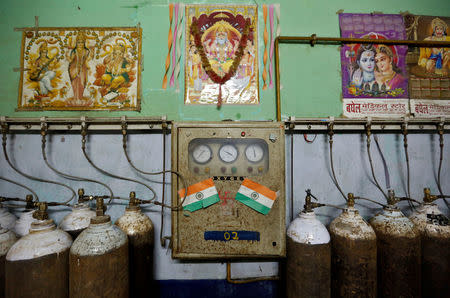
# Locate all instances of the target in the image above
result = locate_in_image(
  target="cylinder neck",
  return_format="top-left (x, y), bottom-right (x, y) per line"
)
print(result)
top-left (90, 215), bottom-right (111, 225)
top-left (29, 219), bottom-right (56, 234)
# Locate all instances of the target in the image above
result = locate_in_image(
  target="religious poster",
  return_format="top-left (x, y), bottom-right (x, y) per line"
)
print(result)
top-left (339, 13), bottom-right (409, 118)
top-left (185, 5), bottom-right (259, 106)
top-left (18, 27), bottom-right (142, 111)
top-left (404, 15), bottom-right (450, 117)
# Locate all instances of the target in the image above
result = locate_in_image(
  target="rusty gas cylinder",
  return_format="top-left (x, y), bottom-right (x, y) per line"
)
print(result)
top-left (13, 195), bottom-right (35, 237)
top-left (286, 193), bottom-right (330, 298)
top-left (5, 203), bottom-right (72, 298)
top-left (329, 194), bottom-right (377, 298)
top-left (115, 192), bottom-right (154, 298)
top-left (369, 190), bottom-right (421, 298)
top-left (59, 202), bottom-right (96, 238)
top-left (409, 188), bottom-right (449, 298)
top-left (0, 227), bottom-right (17, 298)
top-left (69, 198), bottom-right (129, 298)
top-left (0, 205), bottom-right (16, 232)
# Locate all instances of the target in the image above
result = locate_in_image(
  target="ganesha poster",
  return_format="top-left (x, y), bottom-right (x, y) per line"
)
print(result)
top-left (18, 27), bottom-right (142, 111)
top-left (185, 4), bottom-right (259, 105)
top-left (404, 15), bottom-right (450, 117)
top-left (339, 13), bottom-right (409, 118)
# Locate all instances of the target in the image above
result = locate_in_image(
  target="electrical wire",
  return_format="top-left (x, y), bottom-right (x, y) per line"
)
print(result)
top-left (2, 127), bottom-right (75, 203)
top-left (0, 175), bottom-right (38, 202)
top-left (328, 125), bottom-right (347, 202)
top-left (81, 131), bottom-right (156, 204)
top-left (366, 129), bottom-right (388, 200)
top-left (41, 126), bottom-right (114, 204)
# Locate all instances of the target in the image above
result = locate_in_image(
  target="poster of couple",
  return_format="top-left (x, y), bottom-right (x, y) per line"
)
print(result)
top-left (340, 13), bottom-right (409, 117)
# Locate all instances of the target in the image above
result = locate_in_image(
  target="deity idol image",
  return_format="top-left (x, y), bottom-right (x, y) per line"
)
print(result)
top-left (67, 32), bottom-right (92, 101)
top-left (185, 5), bottom-right (259, 105)
top-left (94, 43), bottom-right (136, 102)
top-left (29, 41), bottom-right (57, 97)
top-left (418, 17), bottom-right (449, 76)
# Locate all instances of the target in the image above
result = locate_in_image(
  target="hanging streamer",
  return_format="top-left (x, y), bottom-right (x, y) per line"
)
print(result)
top-left (275, 4), bottom-right (281, 38)
top-left (162, 3), bottom-right (174, 89)
top-left (175, 3), bottom-right (185, 91)
top-left (169, 3), bottom-right (180, 87)
top-left (268, 5), bottom-right (275, 88)
top-left (262, 5), bottom-right (268, 90)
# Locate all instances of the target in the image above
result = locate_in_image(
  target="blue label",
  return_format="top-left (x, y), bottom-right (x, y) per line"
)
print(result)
top-left (204, 231), bottom-right (260, 241)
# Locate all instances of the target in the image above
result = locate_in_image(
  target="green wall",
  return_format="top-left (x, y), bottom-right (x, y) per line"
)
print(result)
top-left (1, 0), bottom-right (449, 121)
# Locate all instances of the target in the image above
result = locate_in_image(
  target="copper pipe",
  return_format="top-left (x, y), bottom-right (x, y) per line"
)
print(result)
top-left (274, 35), bottom-right (450, 121)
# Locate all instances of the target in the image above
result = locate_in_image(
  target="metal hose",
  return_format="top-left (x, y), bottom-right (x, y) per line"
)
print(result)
top-left (2, 128), bottom-right (75, 203)
top-left (0, 175), bottom-right (38, 202)
top-left (41, 128), bottom-right (113, 204)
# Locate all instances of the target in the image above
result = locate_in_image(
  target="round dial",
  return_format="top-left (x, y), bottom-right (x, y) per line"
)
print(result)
top-left (219, 144), bottom-right (238, 163)
top-left (192, 144), bottom-right (212, 164)
top-left (245, 144), bottom-right (265, 163)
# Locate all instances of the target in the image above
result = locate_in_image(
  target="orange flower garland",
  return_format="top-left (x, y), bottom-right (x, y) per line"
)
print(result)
top-left (190, 18), bottom-right (251, 107)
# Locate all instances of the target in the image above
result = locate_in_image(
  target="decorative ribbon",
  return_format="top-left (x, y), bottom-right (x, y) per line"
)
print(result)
top-left (268, 5), bottom-right (275, 88)
top-left (262, 5), bottom-right (268, 90)
top-left (162, 3), bottom-right (174, 89)
top-left (175, 3), bottom-right (185, 91)
top-left (275, 4), bottom-right (281, 38)
top-left (169, 3), bottom-right (180, 87)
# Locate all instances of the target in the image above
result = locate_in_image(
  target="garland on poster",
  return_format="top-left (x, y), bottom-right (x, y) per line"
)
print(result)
top-left (185, 5), bottom-right (259, 106)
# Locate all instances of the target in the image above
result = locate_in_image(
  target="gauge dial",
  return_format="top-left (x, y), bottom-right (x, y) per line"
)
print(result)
top-left (245, 144), bottom-right (264, 163)
top-left (192, 144), bottom-right (212, 164)
top-left (219, 144), bottom-right (238, 163)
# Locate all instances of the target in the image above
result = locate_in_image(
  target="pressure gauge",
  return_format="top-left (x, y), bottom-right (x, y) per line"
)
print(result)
top-left (245, 143), bottom-right (264, 163)
top-left (219, 144), bottom-right (238, 163)
top-left (192, 144), bottom-right (212, 164)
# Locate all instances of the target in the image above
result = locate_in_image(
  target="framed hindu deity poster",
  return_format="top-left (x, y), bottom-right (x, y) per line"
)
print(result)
top-left (18, 27), bottom-right (142, 111)
top-left (185, 4), bottom-right (259, 106)
top-left (339, 14), bottom-right (409, 118)
top-left (404, 15), bottom-right (450, 117)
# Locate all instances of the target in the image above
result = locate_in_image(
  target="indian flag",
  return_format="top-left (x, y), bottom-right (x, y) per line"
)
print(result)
top-left (178, 178), bottom-right (220, 212)
top-left (235, 179), bottom-right (277, 215)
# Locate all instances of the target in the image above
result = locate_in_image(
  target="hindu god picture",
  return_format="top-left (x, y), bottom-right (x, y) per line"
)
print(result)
top-left (185, 5), bottom-right (259, 105)
top-left (404, 15), bottom-right (450, 100)
top-left (18, 27), bottom-right (142, 111)
top-left (339, 14), bottom-right (409, 100)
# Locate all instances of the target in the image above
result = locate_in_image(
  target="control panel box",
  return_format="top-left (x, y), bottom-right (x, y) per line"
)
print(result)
top-left (171, 122), bottom-right (285, 259)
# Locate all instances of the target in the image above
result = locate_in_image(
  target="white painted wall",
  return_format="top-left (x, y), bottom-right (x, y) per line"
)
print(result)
top-left (0, 132), bottom-right (448, 280)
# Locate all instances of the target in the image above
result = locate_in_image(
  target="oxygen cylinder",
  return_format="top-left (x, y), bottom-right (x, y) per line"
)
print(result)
top-left (115, 192), bottom-right (154, 298)
top-left (0, 205), bottom-right (16, 232)
top-left (59, 204), bottom-right (96, 239)
top-left (409, 188), bottom-right (449, 297)
top-left (0, 227), bottom-right (16, 298)
top-left (369, 189), bottom-right (421, 298)
top-left (59, 189), bottom-right (96, 238)
top-left (69, 198), bottom-right (129, 298)
top-left (13, 195), bottom-right (36, 237)
top-left (5, 203), bottom-right (72, 298)
top-left (329, 193), bottom-right (377, 298)
top-left (286, 192), bottom-right (330, 298)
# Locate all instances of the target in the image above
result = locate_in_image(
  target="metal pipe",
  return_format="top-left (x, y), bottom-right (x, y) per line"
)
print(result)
top-left (274, 35), bottom-right (450, 121)
top-left (1, 116), bottom-right (449, 133)
top-left (276, 35), bottom-right (450, 47)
